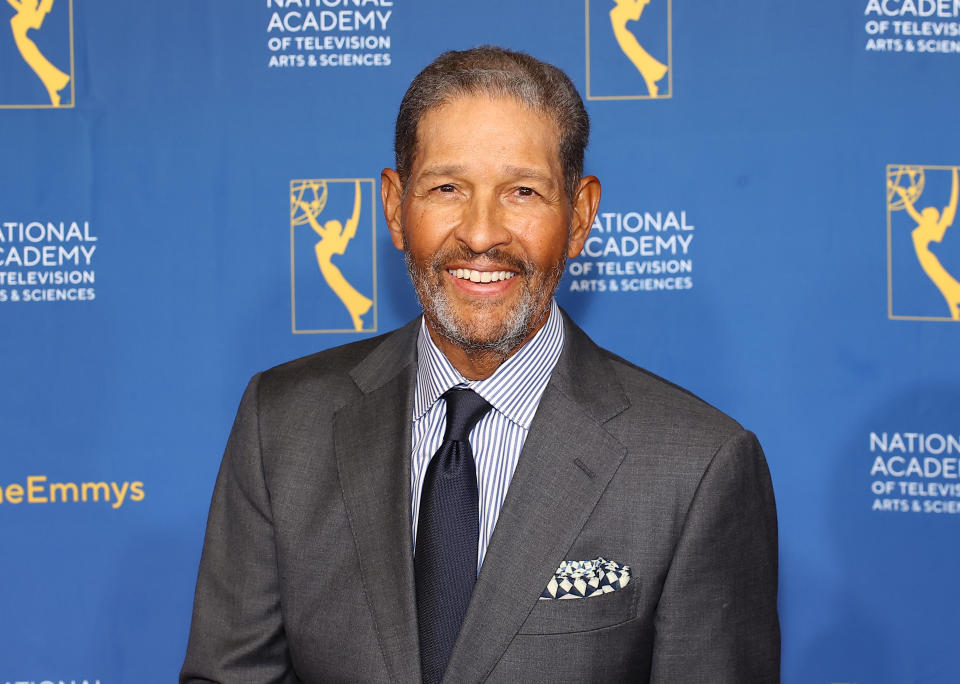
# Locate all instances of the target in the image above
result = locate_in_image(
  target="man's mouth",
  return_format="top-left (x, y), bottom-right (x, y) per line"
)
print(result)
top-left (447, 268), bottom-right (518, 283)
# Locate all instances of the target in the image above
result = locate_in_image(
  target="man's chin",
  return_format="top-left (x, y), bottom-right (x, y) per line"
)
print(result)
top-left (427, 312), bottom-right (531, 356)
top-left (410, 260), bottom-right (556, 356)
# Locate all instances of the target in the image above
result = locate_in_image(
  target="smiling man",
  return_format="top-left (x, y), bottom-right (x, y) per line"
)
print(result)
top-left (382, 92), bottom-right (594, 379)
top-left (182, 47), bottom-right (780, 684)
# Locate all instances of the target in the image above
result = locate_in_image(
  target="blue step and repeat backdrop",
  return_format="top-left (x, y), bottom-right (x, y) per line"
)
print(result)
top-left (2, 1), bottom-right (959, 682)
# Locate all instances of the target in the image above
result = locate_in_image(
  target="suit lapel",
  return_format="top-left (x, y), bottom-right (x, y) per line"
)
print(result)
top-left (334, 320), bottom-right (421, 684)
top-left (443, 315), bottom-right (630, 683)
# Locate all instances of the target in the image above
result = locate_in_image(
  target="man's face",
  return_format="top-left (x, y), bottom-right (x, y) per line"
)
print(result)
top-left (383, 95), bottom-right (594, 356)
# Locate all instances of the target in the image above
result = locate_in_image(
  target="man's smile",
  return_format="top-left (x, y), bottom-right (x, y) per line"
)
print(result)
top-left (443, 267), bottom-right (520, 297)
top-left (447, 268), bottom-right (518, 283)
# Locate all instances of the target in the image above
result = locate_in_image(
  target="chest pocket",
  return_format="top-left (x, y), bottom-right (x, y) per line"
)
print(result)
top-left (516, 580), bottom-right (639, 635)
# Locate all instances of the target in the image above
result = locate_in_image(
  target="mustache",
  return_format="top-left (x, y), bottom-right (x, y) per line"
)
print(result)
top-left (427, 244), bottom-right (534, 276)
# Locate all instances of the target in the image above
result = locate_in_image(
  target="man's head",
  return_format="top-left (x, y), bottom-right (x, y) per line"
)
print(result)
top-left (393, 47), bottom-right (590, 205)
top-left (381, 47), bottom-right (601, 378)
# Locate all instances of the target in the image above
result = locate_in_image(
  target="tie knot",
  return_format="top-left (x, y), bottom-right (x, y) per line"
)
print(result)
top-left (441, 388), bottom-right (492, 442)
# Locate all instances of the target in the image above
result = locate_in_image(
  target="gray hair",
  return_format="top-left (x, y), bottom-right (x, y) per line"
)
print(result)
top-left (394, 46), bottom-right (590, 203)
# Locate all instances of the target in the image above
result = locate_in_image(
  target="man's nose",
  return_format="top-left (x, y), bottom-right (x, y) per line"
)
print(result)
top-left (454, 194), bottom-right (511, 254)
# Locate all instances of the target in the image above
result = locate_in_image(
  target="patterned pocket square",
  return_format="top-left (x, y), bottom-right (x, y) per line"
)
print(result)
top-left (539, 557), bottom-right (631, 600)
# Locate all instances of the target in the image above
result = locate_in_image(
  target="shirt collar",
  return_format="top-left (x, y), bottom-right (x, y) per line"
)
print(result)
top-left (413, 299), bottom-right (565, 429)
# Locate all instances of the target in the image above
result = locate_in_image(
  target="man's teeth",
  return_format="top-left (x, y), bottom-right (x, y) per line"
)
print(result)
top-left (449, 268), bottom-right (517, 283)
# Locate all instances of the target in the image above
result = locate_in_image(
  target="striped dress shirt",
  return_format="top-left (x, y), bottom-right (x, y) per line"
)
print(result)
top-left (411, 299), bottom-right (564, 570)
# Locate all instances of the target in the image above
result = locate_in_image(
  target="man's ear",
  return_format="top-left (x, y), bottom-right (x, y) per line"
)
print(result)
top-left (567, 175), bottom-right (601, 258)
top-left (381, 168), bottom-right (405, 250)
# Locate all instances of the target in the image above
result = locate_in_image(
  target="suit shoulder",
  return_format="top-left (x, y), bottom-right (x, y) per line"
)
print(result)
top-left (255, 326), bottom-right (410, 408)
top-left (592, 348), bottom-right (765, 503)
top-left (599, 347), bottom-right (744, 438)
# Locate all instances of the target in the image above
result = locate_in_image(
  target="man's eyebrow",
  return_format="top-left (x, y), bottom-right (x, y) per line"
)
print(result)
top-left (416, 164), bottom-right (558, 186)
top-left (502, 166), bottom-right (558, 186)
top-left (418, 165), bottom-right (468, 179)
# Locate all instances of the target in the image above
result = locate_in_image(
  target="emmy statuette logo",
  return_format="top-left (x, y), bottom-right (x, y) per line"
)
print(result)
top-left (887, 165), bottom-right (960, 321)
top-left (1, 0), bottom-right (74, 108)
top-left (290, 178), bottom-right (377, 334)
top-left (586, 0), bottom-right (672, 100)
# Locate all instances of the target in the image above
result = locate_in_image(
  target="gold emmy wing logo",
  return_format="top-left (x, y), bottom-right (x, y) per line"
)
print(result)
top-left (290, 178), bottom-right (377, 333)
top-left (3, 0), bottom-right (74, 108)
top-left (887, 165), bottom-right (960, 321)
top-left (586, 0), bottom-right (672, 100)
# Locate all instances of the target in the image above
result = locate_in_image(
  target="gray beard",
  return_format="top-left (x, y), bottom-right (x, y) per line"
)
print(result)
top-left (404, 249), bottom-right (564, 356)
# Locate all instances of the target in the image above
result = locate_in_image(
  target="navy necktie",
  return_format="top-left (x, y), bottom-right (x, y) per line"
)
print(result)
top-left (415, 388), bottom-right (492, 684)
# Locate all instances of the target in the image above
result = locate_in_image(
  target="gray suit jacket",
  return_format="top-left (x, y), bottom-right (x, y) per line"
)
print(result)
top-left (181, 314), bottom-right (780, 683)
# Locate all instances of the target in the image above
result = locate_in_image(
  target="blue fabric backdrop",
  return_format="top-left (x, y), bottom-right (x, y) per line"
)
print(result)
top-left (2, 1), bottom-right (959, 682)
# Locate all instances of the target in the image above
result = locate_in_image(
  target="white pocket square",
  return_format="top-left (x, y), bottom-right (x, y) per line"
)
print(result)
top-left (539, 557), bottom-right (631, 600)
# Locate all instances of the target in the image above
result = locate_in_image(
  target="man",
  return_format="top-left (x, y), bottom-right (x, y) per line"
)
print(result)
top-left (181, 47), bottom-right (779, 683)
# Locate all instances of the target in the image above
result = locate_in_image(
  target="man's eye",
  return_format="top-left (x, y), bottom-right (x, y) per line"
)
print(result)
top-left (516, 187), bottom-right (536, 197)
top-left (435, 184), bottom-right (456, 193)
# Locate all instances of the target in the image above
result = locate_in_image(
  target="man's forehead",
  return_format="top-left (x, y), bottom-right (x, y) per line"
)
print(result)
top-left (411, 94), bottom-right (562, 164)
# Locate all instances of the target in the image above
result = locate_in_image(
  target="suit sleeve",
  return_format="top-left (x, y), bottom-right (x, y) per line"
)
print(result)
top-left (649, 429), bottom-right (780, 684)
top-left (180, 374), bottom-right (300, 684)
